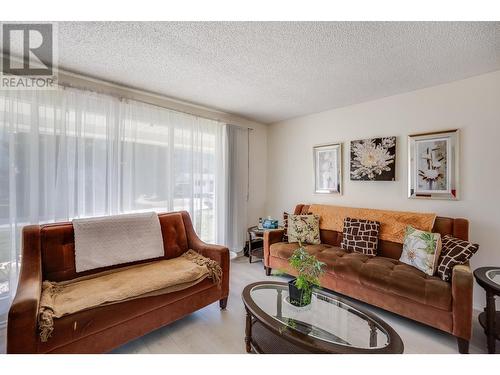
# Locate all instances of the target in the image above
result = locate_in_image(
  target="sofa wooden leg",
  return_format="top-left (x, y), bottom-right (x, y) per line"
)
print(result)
top-left (219, 297), bottom-right (228, 310)
top-left (457, 337), bottom-right (469, 354)
top-left (265, 267), bottom-right (271, 276)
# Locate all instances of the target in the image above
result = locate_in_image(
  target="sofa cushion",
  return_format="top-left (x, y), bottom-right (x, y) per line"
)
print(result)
top-left (399, 226), bottom-right (442, 276)
top-left (270, 241), bottom-right (452, 311)
top-left (341, 217), bottom-right (380, 256)
top-left (283, 212), bottom-right (290, 242)
top-left (287, 214), bottom-right (321, 244)
top-left (332, 253), bottom-right (451, 311)
top-left (437, 235), bottom-right (479, 282)
top-left (269, 242), bottom-right (335, 260)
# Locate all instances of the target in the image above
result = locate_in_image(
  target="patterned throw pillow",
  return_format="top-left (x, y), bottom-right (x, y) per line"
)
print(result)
top-left (437, 235), bottom-right (479, 282)
top-left (341, 217), bottom-right (380, 256)
top-left (399, 226), bottom-right (442, 276)
top-left (287, 214), bottom-right (321, 245)
top-left (284, 211), bottom-right (313, 242)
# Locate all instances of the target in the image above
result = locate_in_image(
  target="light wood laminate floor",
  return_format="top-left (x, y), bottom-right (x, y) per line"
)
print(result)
top-left (0, 256), bottom-right (496, 354)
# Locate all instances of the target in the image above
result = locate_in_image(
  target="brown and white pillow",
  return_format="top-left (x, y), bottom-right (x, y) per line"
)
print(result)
top-left (283, 212), bottom-right (290, 242)
top-left (341, 217), bottom-right (380, 256)
top-left (437, 235), bottom-right (479, 282)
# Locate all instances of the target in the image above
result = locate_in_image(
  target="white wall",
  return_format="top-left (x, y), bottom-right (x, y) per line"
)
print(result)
top-left (267, 70), bottom-right (500, 309)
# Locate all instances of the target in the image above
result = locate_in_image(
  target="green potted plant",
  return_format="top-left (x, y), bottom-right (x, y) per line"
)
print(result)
top-left (288, 240), bottom-right (325, 307)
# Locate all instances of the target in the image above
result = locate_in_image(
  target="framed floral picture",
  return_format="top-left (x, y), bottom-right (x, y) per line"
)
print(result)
top-left (408, 129), bottom-right (459, 200)
top-left (350, 137), bottom-right (396, 181)
top-left (313, 143), bottom-right (342, 194)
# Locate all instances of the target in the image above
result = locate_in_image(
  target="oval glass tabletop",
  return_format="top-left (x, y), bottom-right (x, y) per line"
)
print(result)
top-left (249, 283), bottom-right (390, 350)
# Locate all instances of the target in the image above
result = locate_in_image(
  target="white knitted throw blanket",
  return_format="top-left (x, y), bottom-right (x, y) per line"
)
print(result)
top-left (73, 212), bottom-right (164, 272)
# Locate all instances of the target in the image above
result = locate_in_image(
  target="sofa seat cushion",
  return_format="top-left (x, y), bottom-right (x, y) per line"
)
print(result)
top-left (332, 252), bottom-right (451, 311)
top-left (269, 242), bottom-right (341, 260)
top-left (269, 241), bottom-right (452, 311)
top-left (37, 278), bottom-right (216, 353)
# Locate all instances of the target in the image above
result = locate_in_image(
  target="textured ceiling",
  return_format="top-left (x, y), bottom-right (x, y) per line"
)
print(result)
top-left (57, 22), bottom-right (500, 124)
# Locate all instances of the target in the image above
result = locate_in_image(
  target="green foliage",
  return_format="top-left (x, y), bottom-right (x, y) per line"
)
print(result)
top-left (418, 231), bottom-right (437, 254)
top-left (288, 240), bottom-right (326, 304)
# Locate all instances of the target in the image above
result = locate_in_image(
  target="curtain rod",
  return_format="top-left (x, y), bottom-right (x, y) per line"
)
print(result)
top-left (57, 70), bottom-right (256, 131)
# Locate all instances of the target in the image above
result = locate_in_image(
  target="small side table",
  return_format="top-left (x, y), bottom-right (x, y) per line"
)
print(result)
top-left (247, 226), bottom-right (283, 264)
top-left (474, 267), bottom-right (500, 354)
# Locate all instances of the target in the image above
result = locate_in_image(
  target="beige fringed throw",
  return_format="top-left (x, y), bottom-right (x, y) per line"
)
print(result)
top-left (38, 250), bottom-right (222, 342)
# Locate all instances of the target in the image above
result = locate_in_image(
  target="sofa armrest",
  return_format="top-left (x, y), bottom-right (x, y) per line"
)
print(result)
top-left (7, 225), bottom-right (42, 353)
top-left (181, 212), bottom-right (229, 295)
top-left (263, 229), bottom-right (285, 267)
top-left (451, 263), bottom-right (473, 340)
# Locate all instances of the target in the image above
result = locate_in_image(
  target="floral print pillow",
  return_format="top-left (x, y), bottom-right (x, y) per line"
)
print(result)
top-left (399, 226), bottom-right (442, 276)
top-left (287, 214), bottom-right (321, 245)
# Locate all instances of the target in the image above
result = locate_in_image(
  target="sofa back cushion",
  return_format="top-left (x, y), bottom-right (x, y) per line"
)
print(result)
top-left (41, 212), bottom-right (189, 282)
top-left (293, 204), bottom-right (469, 261)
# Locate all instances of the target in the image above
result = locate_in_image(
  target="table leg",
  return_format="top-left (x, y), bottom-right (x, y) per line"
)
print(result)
top-left (245, 308), bottom-right (253, 353)
top-left (248, 232), bottom-right (252, 264)
top-left (486, 291), bottom-right (496, 354)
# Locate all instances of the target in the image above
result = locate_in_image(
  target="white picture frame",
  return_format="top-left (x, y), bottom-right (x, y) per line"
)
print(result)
top-left (408, 129), bottom-right (459, 200)
top-left (313, 143), bottom-right (342, 194)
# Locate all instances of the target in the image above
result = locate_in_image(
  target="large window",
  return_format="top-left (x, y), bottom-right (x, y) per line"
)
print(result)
top-left (0, 88), bottom-right (225, 321)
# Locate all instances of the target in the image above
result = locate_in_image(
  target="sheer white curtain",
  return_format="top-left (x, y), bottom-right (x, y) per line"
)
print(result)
top-left (224, 125), bottom-right (249, 254)
top-left (0, 87), bottom-right (226, 323)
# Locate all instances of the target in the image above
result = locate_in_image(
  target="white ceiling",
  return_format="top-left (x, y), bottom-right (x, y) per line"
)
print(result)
top-left (57, 22), bottom-right (500, 124)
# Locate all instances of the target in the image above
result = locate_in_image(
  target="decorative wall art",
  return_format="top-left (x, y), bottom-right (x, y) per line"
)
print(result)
top-left (408, 129), bottom-right (459, 200)
top-left (313, 143), bottom-right (342, 194)
top-left (350, 137), bottom-right (396, 181)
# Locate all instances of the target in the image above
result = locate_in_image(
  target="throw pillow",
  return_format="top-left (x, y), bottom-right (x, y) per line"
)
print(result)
top-left (399, 226), bottom-right (442, 276)
top-left (284, 211), bottom-right (313, 242)
top-left (437, 235), bottom-right (479, 282)
top-left (341, 217), bottom-right (380, 256)
top-left (287, 214), bottom-right (321, 245)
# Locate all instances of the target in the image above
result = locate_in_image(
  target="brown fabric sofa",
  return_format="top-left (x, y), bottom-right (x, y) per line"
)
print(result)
top-left (7, 211), bottom-right (230, 354)
top-left (264, 204), bottom-right (474, 354)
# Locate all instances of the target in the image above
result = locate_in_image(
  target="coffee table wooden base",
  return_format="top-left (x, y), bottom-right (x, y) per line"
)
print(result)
top-left (246, 317), bottom-right (313, 354)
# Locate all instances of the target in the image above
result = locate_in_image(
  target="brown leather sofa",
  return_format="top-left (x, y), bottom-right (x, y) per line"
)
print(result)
top-left (7, 211), bottom-right (230, 354)
top-left (264, 204), bottom-right (474, 353)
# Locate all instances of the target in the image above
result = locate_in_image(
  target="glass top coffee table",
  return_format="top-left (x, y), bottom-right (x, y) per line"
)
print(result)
top-left (242, 281), bottom-right (404, 354)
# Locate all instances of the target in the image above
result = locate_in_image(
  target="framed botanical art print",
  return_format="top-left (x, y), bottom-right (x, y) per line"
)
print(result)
top-left (408, 129), bottom-right (459, 200)
top-left (313, 143), bottom-right (342, 194)
top-left (350, 137), bottom-right (396, 181)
